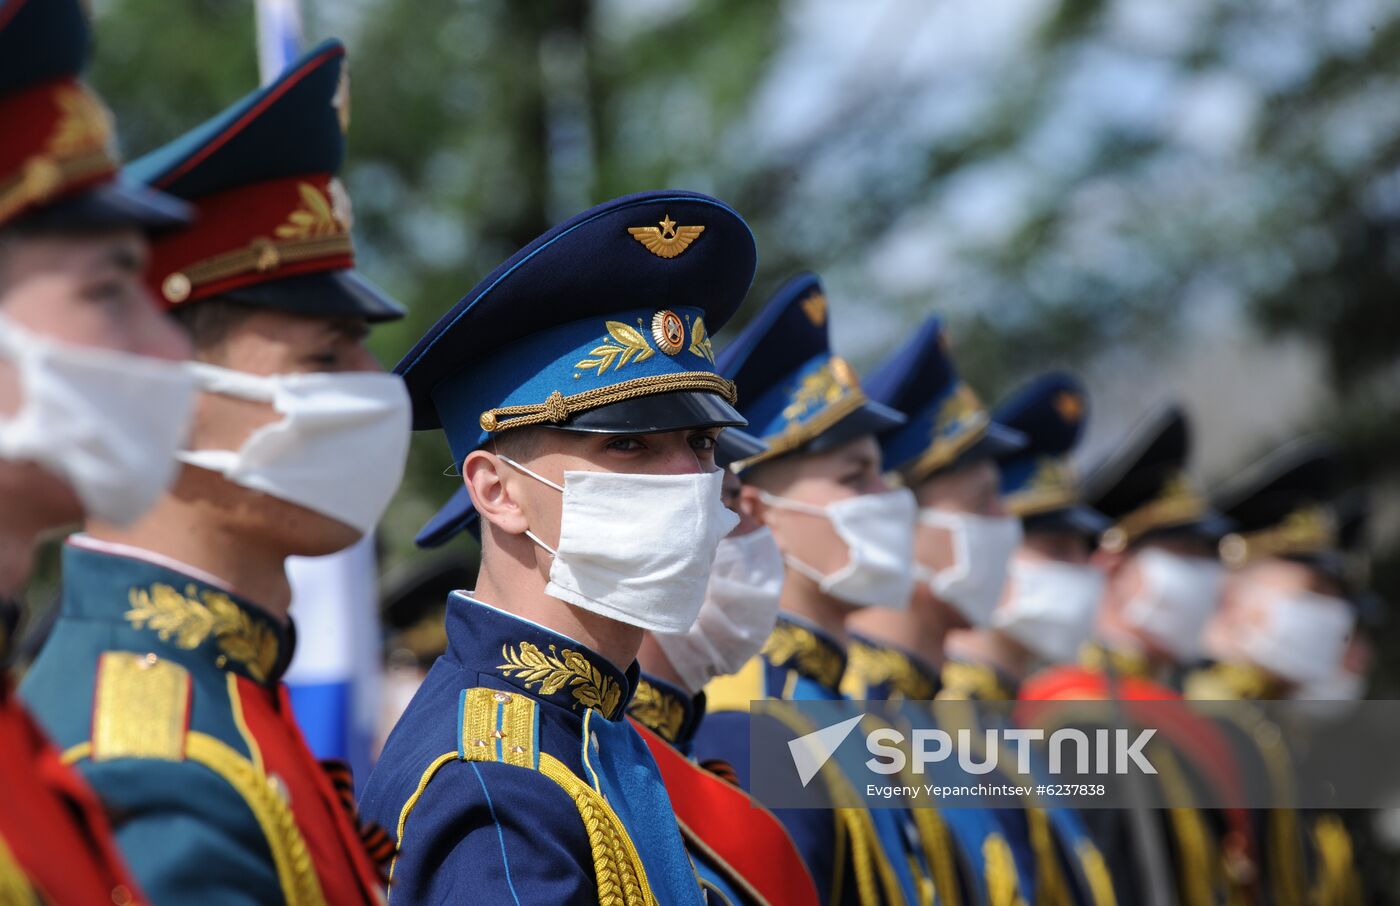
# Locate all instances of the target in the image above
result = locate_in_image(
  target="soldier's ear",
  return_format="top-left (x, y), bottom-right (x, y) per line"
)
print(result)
top-left (739, 483), bottom-right (768, 526)
top-left (465, 450), bottom-right (530, 535)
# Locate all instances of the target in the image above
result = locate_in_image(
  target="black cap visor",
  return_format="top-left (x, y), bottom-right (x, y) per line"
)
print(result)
top-left (551, 389), bottom-right (746, 435)
top-left (218, 269), bottom-right (405, 323)
top-left (12, 181), bottom-right (192, 234)
top-left (716, 427), bottom-right (767, 468)
top-left (1024, 504), bottom-right (1112, 539)
top-left (804, 399), bottom-right (907, 456)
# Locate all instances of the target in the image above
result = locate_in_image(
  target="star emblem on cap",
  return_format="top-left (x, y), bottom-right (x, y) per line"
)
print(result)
top-left (628, 215), bottom-right (705, 259)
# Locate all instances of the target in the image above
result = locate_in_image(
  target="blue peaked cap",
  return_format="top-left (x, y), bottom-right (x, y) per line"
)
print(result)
top-left (405, 190), bottom-right (757, 548)
top-left (992, 371), bottom-right (1109, 536)
top-left (864, 317), bottom-right (1024, 482)
top-left (715, 272), bottom-right (904, 472)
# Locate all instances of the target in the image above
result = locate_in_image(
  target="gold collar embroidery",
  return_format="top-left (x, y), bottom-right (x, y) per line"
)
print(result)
top-left (845, 638), bottom-right (938, 700)
top-left (763, 620), bottom-right (845, 690)
top-left (125, 583), bottom-right (279, 682)
top-left (498, 641), bottom-right (623, 717)
top-left (628, 679), bottom-right (687, 742)
top-left (938, 661), bottom-right (1012, 702)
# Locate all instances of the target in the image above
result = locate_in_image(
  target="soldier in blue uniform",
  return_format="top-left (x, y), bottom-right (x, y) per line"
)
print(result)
top-left (0, 1), bottom-right (196, 900)
top-left (697, 273), bottom-right (936, 906)
top-left (631, 429), bottom-right (821, 906)
top-left (359, 190), bottom-right (757, 905)
top-left (938, 371), bottom-right (1108, 697)
top-left (21, 41), bottom-right (409, 905)
top-left (845, 317), bottom-right (1025, 703)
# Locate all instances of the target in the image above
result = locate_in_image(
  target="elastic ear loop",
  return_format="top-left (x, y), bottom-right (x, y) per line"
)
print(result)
top-left (496, 453), bottom-right (564, 556)
top-left (755, 490), bottom-right (837, 588)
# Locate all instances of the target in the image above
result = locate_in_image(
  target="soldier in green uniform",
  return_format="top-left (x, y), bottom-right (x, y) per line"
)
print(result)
top-left (0, 1), bottom-right (196, 900)
top-left (21, 41), bottom-right (408, 905)
top-left (1186, 439), bottom-right (1366, 906)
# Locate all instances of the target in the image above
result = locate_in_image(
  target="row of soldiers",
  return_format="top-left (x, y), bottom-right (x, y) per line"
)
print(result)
top-left (0, 1), bottom-right (1376, 904)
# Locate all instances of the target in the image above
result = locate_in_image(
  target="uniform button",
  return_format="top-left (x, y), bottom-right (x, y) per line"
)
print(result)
top-left (493, 691), bottom-right (510, 703)
top-left (215, 655), bottom-right (228, 668)
top-left (140, 653), bottom-right (158, 668)
top-left (268, 773), bottom-right (291, 805)
top-left (111, 885), bottom-right (133, 905)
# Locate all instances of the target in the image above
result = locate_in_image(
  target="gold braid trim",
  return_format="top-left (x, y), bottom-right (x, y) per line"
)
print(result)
top-left (0, 833), bottom-right (39, 906)
top-left (539, 754), bottom-right (659, 906)
top-left (479, 373), bottom-right (738, 434)
top-left (912, 808), bottom-right (959, 906)
top-left (1310, 815), bottom-right (1363, 906)
top-left (734, 390), bottom-right (867, 472)
top-left (390, 752), bottom-right (457, 883)
top-left (1005, 485), bottom-right (1079, 519)
top-left (1026, 808), bottom-right (1072, 906)
top-left (904, 416), bottom-right (989, 484)
top-left (1074, 841), bottom-right (1118, 906)
top-left (184, 732), bottom-right (327, 906)
top-left (161, 234), bottom-right (353, 303)
top-left (0, 148), bottom-right (114, 226)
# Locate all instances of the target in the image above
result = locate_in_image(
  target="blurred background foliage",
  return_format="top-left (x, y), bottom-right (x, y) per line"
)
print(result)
top-left (86, 0), bottom-right (1400, 888)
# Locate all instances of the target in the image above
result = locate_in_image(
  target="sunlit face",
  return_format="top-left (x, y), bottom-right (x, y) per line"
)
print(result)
top-left (721, 466), bottom-right (764, 535)
top-left (1204, 557), bottom-right (1341, 660)
top-left (0, 229), bottom-right (191, 528)
top-left (743, 434), bottom-right (887, 587)
top-left (487, 426), bottom-right (721, 578)
top-left (183, 308), bottom-right (381, 556)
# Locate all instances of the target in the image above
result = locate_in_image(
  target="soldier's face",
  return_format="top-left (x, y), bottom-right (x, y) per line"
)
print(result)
top-left (741, 435), bottom-right (887, 597)
top-left (497, 426), bottom-right (722, 555)
top-left (910, 458), bottom-right (1004, 576)
top-left (721, 468), bottom-right (763, 535)
top-left (184, 308), bottom-right (380, 555)
top-left (1208, 557), bottom-right (1342, 658)
top-left (0, 229), bottom-right (190, 525)
top-left (0, 229), bottom-right (189, 361)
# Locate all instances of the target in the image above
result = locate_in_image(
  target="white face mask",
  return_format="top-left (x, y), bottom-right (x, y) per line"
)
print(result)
top-left (916, 510), bottom-right (1023, 627)
top-left (500, 456), bottom-right (740, 634)
top-left (177, 362), bottom-right (410, 536)
top-left (1235, 586), bottom-right (1355, 685)
top-left (1122, 548), bottom-right (1223, 661)
top-left (655, 526), bottom-right (785, 693)
top-left (759, 489), bottom-right (916, 609)
top-left (0, 315), bottom-right (196, 525)
top-left (1295, 666), bottom-right (1366, 703)
top-left (994, 557), bottom-right (1105, 663)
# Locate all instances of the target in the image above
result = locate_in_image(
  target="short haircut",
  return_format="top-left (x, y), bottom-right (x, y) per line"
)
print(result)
top-left (490, 426), bottom-right (545, 463)
top-left (168, 297), bottom-right (260, 355)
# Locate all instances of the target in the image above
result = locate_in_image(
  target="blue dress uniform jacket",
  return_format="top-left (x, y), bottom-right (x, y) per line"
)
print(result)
top-left (628, 674), bottom-right (821, 906)
top-left (359, 594), bottom-right (704, 906)
top-left (699, 615), bottom-right (932, 906)
top-left (841, 637), bottom-right (1037, 906)
top-left (20, 539), bottom-right (386, 905)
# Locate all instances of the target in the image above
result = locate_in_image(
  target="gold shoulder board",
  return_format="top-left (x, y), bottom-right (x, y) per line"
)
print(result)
top-left (92, 651), bottom-right (190, 761)
top-left (457, 687), bottom-right (539, 769)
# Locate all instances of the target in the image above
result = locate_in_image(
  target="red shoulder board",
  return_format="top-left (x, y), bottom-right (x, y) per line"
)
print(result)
top-left (632, 719), bottom-right (819, 906)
